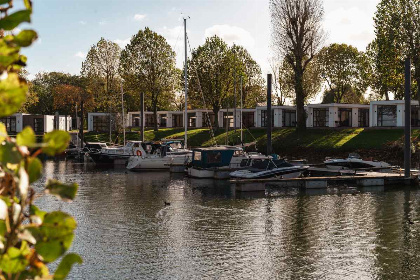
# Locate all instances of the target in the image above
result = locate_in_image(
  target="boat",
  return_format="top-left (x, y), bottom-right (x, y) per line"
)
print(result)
top-left (324, 153), bottom-right (391, 171)
top-left (187, 146), bottom-right (250, 179)
top-left (230, 158), bottom-right (308, 179)
top-left (126, 141), bottom-right (191, 170)
top-left (85, 141), bottom-right (143, 165)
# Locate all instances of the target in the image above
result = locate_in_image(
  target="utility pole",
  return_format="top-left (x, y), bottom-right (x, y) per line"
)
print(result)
top-left (240, 76), bottom-right (243, 145)
top-left (267, 74), bottom-right (272, 155)
top-left (233, 58), bottom-right (237, 134)
top-left (404, 58), bottom-right (411, 179)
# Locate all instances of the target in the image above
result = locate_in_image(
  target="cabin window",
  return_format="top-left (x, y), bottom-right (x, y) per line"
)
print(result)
top-left (223, 112), bottom-right (234, 128)
top-left (261, 110), bottom-right (274, 127)
top-left (159, 115), bottom-right (167, 128)
top-left (313, 108), bottom-right (329, 127)
top-left (242, 112), bottom-right (255, 128)
top-left (34, 118), bottom-right (44, 133)
top-left (0, 116), bottom-right (17, 133)
top-left (338, 108), bottom-right (352, 127)
top-left (358, 109), bottom-right (369, 127)
top-left (377, 105), bottom-right (396, 127)
top-left (188, 113), bottom-right (196, 128)
top-left (282, 110), bottom-right (296, 127)
top-left (172, 114), bottom-right (183, 127)
top-left (93, 115), bottom-right (110, 132)
top-left (411, 106), bottom-right (420, 127)
top-left (194, 152), bottom-right (201, 161)
top-left (207, 151), bottom-right (222, 163)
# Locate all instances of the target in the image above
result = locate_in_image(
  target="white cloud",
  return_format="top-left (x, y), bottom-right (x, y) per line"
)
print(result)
top-left (133, 14), bottom-right (146, 21)
top-left (74, 51), bottom-right (86, 58)
top-left (79, 20), bottom-right (86, 25)
top-left (323, 6), bottom-right (375, 51)
top-left (114, 38), bottom-right (130, 48)
top-left (204, 24), bottom-right (255, 50)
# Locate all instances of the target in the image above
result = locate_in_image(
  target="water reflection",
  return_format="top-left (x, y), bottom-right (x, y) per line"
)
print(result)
top-left (34, 161), bottom-right (420, 279)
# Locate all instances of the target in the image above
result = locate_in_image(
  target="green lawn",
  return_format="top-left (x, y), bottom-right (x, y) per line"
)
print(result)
top-left (83, 128), bottom-right (420, 153)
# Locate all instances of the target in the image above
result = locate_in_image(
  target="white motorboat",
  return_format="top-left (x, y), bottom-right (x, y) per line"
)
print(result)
top-left (126, 141), bottom-right (191, 170)
top-left (230, 158), bottom-right (308, 179)
top-left (87, 141), bottom-right (143, 164)
top-left (324, 153), bottom-right (391, 171)
top-left (187, 146), bottom-right (262, 179)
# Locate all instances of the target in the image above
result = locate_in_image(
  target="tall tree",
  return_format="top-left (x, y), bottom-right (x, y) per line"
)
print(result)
top-left (370, 0), bottom-right (419, 100)
top-left (188, 36), bottom-right (264, 126)
top-left (188, 36), bottom-right (232, 127)
top-left (317, 43), bottom-right (369, 103)
top-left (270, 0), bottom-right (325, 130)
top-left (81, 38), bottom-right (121, 112)
top-left (120, 27), bottom-right (177, 131)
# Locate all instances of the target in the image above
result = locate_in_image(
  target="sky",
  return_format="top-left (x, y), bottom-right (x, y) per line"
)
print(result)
top-left (19, 0), bottom-right (380, 81)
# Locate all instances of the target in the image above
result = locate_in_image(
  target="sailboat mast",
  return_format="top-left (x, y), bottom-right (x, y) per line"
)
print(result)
top-left (240, 76), bottom-right (243, 144)
top-left (184, 17), bottom-right (188, 149)
top-left (121, 84), bottom-right (125, 146)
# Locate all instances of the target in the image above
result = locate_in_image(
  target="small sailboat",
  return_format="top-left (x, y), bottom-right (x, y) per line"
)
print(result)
top-left (324, 153), bottom-right (391, 171)
top-left (230, 157), bottom-right (308, 179)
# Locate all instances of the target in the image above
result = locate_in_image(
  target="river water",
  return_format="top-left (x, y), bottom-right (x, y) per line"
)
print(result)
top-left (34, 160), bottom-right (420, 279)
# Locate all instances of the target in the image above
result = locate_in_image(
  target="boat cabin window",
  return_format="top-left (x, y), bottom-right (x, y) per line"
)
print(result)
top-left (133, 143), bottom-right (140, 148)
top-left (169, 142), bottom-right (182, 149)
top-left (207, 151), bottom-right (222, 163)
top-left (142, 143), bottom-right (152, 154)
top-left (240, 159), bottom-right (251, 167)
top-left (233, 150), bottom-right (244, 157)
top-left (194, 152), bottom-right (202, 161)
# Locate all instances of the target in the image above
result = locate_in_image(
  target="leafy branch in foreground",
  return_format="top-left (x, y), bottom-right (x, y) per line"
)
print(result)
top-left (0, 1), bottom-right (82, 279)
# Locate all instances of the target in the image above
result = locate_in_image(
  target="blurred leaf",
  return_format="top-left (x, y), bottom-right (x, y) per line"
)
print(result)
top-left (0, 245), bottom-right (30, 274)
top-left (29, 211), bottom-right (76, 263)
top-left (24, 0), bottom-right (32, 10)
top-left (46, 179), bottom-right (78, 201)
top-left (0, 122), bottom-right (6, 142)
top-left (30, 204), bottom-right (46, 224)
top-left (0, 10), bottom-right (31, 31)
top-left (0, 142), bottom-right (21, 165)
top-left (27, 157), bottom-right (42, 183)
top-left (0, 72), bottom-right (28, 118)
top-left (17, 126), bottom-right (36, 147)
top-left (18, 166), bottom-right (29, 200)
top-left (53, 253), bottom-right (82, 280)
top-left (42, 130), bottom-right (71, 156)
top-left (14, 29), bottom-right (37, 47)
top-left (0, 0), bottom-right (11, 4)
top-left (0, 198), bottom-right (7, 220)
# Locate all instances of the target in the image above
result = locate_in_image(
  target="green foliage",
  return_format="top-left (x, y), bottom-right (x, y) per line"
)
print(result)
top-left (0, 1), bottom-right (81, 279)
top-left (46, 179), bottom-right (78, 201)
top-left (42, 130), bottom-right (71, 156)
top-left (120, 27), bottom-right (178, 131)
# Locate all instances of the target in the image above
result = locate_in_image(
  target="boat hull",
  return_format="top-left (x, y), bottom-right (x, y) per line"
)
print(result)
top-left (127, 155), bottom-right (188, 171)
top-left (230, 166), bottom-right (307, 179)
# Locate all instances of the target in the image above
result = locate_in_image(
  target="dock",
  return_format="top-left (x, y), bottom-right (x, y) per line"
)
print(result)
top-left (232, 172), bottom-right (419, 192)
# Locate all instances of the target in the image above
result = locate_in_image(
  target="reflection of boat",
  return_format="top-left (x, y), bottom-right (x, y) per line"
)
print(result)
top-left (324, 153), bottom-right (391, 171)
top-left (126, 141), bottom-right (191, 170)
top-left (187, 146), bottom-right (248, 179)
top-left (230, 158), bottom-right (308, 179)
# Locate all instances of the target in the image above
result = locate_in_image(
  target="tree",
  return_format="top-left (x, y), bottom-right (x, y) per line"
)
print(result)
top-left (53, 79), bottom-right (94, 117)
top-left (270, 0), bottom-right (325, 130)
top-left (274, 57), bottom-right (322, 105)
top-left (188, 36), bottom-right (264, 126)
top-left (81, 38), bottom-right (121, 112)
top-left (0, 1), bottom-right (81, 278)
top-left (188, 36), bottom-right (232, 127)
top-left (120, 27), bottom-right (177, 131)
top-left (370, 0), bottom-right (419, 100)
top-left (317, 43), bottom-right (368, 103)
top-left (229, 45), bottom-right (265, 108)
top-left (26, 72), bottom-right (73, 115)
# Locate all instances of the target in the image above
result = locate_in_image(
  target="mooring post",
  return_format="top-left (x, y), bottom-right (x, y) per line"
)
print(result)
top-left (267, 74), bottom-right (272, 155)
top-left (404, 58), bottom-right (411, 178)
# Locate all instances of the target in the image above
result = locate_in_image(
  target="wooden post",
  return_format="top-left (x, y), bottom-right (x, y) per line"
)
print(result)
top-left (267, 74), bottom-right (272, 155)
top-left (404, 58), bottom-right (411, 178)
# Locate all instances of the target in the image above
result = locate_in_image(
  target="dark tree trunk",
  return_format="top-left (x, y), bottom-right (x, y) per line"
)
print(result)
top-left (294, 63), bottom-right (306, 132)
top-left (213, 107), bottom-right (220, 128)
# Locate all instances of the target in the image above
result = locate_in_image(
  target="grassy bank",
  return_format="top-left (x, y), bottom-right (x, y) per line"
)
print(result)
top-left (83, 127), bottom-right (420, 164)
